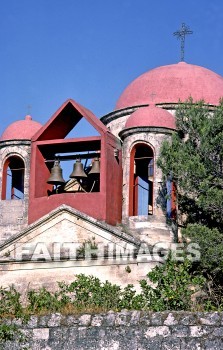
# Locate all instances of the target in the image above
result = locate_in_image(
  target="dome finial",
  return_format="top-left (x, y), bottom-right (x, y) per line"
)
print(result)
top-left (25, 115), bottom-right (32, 121)
top-left (173, 23), bottom-right (193, 62)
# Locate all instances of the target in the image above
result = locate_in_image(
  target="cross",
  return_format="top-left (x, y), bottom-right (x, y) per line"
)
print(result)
top-left (150, 92), bottom-right (156, 102)
top-left (27, 105), bottom-right (32, 115)
top-left (173, 23), bottom-right (193, 62)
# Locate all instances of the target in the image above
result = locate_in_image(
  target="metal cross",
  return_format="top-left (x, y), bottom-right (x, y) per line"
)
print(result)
top-left (173, 23), bottom-right (193, 62)
top-left (150, 92), bottom-right (156, 102)
top-left (27, 105), bottom-right (32, 114)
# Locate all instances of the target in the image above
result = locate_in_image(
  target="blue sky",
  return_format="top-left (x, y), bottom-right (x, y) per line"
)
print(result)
top-left (0, 0), bottom-right (223, 136)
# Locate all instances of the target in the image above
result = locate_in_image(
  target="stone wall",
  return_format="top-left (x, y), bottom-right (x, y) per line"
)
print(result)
top-left (0, 140), bottom-right (31, 243)
top-left (120, 127), bottom-right (174, 222)
top-left (2, 311), bottom-right (223, 349)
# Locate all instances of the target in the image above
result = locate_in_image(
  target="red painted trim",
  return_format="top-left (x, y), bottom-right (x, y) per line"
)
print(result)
top-left (35, 136), bottom-right (101, 146)
top-left (1, 158), bottom-right (10, 200)
top-left (32, 99), bottom-right (108, 142)
top-left (1, 156), bottom-right (25, 200)
top-left (129, 147), bottom-right (136, 216)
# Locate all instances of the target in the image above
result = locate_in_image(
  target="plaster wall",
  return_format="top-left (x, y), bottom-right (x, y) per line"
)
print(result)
top-left (0, 260), bottom-right (157, 293)
top-left (108, 115), bottom-right (128, 138)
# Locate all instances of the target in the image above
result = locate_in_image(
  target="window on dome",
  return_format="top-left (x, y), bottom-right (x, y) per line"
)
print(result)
top-left (129, 143), bottom-right (154, 216)
top-left (1, 156), bottom-right (25, 200)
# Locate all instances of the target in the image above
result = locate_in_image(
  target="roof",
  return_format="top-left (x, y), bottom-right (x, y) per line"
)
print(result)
top-left (124, 105), bottom-right (176, 130)
top-left (115, 62), bottom-right (223, 110)
top-left (32, 99), bottom-right (108, 141)
top-left (0, 115), bottom-right (42, 141)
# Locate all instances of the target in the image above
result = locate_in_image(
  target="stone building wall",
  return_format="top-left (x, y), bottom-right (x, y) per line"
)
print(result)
top-left (101, 107), bottom-right (176, 232)
top-left (0, 140), bottom-right (31, 243)
top-left (2, 311), bottom-right (223, 349)
top-left (120, 128), bottom-right (174, 222)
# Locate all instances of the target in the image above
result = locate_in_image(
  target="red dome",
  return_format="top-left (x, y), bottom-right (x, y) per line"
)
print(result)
top-left (125, 105), bottom-right (176, 130)
top-left (1, 115), bottom-right (42, 141)
top-left (116, 62), bottom-right (223, 110)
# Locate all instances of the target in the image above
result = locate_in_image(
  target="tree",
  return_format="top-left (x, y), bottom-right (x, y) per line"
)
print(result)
top-left (157, 99), bottom-right (223, 280)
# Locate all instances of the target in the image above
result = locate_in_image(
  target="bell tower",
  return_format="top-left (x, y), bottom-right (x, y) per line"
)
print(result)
top-left (28, 99), bottom-right (122, 225)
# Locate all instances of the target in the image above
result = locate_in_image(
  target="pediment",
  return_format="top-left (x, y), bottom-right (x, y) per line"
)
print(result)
top-left (32, 99), bottom-right (108, 141)
top-left (0, 205), bottom-right (139, 262)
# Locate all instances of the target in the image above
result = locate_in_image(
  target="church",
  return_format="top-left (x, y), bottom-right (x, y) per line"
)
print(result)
top-left (0, 60), bottom-right (223, 291)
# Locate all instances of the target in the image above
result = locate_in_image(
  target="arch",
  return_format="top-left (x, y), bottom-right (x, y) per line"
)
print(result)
top-left (129, 143), bottom-right (154, 216)
top-left (1, 156), bottom-right (25, 200)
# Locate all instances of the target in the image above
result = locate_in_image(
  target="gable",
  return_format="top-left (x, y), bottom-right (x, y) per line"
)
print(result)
top-left (32, 99), bottom-right (108, 141)
top-left (0, 205), bottom-right (138, 262)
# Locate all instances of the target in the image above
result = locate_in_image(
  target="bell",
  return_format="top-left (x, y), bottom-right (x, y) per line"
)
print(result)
top-left (47, 160), bottom-right (65, 185)
top-left (88, 158), bottom-right (100, 177)
top-left (69, 159), bottom-right (87, 178)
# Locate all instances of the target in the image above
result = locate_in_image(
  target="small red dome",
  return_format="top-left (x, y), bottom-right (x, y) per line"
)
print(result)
top-left (1, 115), bottom-right (42, 141)
top-left (125, 105), bottom-right (176, 130)
top-left (116, 62), bottom-right (223, 110)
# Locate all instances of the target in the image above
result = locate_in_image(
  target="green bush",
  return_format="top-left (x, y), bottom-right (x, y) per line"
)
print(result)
top-left (27, 287), bottom-right (61, 313)
top-left (0, 258), bottom-right (221, 323)
top-left (140, 255), bottom-right (205, 311)
top-left (0, 285), bottom-right (23, 318)
top-left (57, 274), bottom-right (122, 311)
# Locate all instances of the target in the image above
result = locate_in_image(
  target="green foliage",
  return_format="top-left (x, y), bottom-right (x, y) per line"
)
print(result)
top-left (1, 263), bottom-right (223, 346)
top-left (139, 255), bottom-right (205, 311)
top-left (203, 276), bottom-right (223, 311)
top-left (0, 285), bottom-right (23, 318)
top-left (0, 323), bottom-right (28, 349)
top-left (119, 284), bottom-right (145, 310)
top-left (157, 99), bottom-right (223, 229)
top-left (58, 274), bottom-right (122, 311)
top-left (27, 287), bottom-right (61, 313)
top-left (182, 224), bottom-right (223, 280)
top-left (0, 324), bottom-right (18, 342)
top-left (76, 237), bottom-right (98, 259)
top-left (157, 99), bottom-right (223, 281)
top-left (0, 266), bottom-right (211, 319)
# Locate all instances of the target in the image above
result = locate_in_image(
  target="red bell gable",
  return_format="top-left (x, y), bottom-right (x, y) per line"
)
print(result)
top-left (28, 99), bottom-right (122, 226)
top-left (32, 99), bottom-right (108, 141)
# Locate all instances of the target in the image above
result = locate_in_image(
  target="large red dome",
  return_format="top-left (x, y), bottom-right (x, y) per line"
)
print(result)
top-left (115, 62), bottom-right (223, 110)
top-left (1, 115), bottom-right (42, 141)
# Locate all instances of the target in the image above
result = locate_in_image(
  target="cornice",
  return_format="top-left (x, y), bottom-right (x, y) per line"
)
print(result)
top-left (119, 127), bottom-right (175, 140)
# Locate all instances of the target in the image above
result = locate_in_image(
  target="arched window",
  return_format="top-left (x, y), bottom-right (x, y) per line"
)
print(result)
top-left (1, 156), bottom-right (25, 200)
top-left (129, 143), bottom-right (154, 216)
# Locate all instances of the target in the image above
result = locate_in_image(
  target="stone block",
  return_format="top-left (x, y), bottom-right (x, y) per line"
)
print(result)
top-left (198, 312), bottom-right (221, 325)
top-left (47, 313), bottom-right (62, 327)
top-left (189, 326), bottom-right (211, 337)
top-left (145, 326), bottom-right (170, 338)
top-left (170, 325), bottom-right (189, 337)
top-left (164, 313), bottom-right (178, 326)
top-left (33, 328), bottom-right (49, 340)
top-left (78, 314), bottom-right (92, 326)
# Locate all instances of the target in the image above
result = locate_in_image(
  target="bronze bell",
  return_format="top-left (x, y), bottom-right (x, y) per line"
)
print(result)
top-left (47, 160), bottom-right (65, 185)
top-left (69, 159), bottom-right (87, 179)
top-left (88, 157), bottom-right (100, 177)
